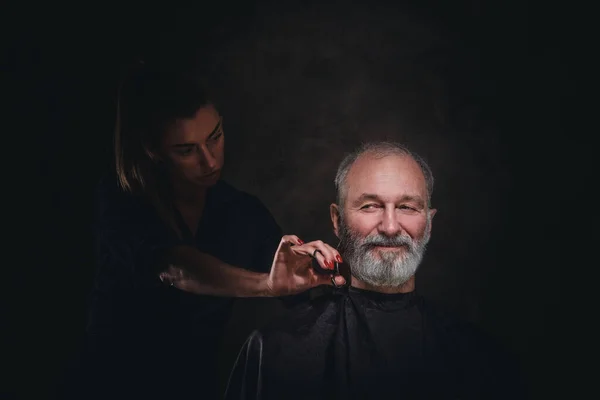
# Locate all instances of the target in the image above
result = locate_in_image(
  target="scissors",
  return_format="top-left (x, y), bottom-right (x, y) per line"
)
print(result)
top-left (311, 249), bottom-right (345, 288)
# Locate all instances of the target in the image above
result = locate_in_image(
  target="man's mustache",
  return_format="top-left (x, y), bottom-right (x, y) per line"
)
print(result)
top-left (360, 234), bottom-right (414, 250)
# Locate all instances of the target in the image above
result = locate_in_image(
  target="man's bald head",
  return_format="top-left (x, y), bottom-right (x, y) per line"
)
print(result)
top-left (334, 142), bottom-right (434, 210)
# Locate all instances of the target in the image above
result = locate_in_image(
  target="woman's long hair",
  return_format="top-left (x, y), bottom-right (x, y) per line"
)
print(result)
top-left (114, 61), bottom-right (212, 236)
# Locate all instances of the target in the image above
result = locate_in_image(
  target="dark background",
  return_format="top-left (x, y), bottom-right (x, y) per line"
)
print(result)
top-left (5, 0), bottom-right (577, 399)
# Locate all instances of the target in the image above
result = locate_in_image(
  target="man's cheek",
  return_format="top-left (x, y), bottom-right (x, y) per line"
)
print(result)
top-left (347, 220), bottom-right (372, 237)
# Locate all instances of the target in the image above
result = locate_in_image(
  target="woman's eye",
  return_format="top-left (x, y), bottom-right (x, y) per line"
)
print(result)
top-left (177, 147), bottom-right (194, 156)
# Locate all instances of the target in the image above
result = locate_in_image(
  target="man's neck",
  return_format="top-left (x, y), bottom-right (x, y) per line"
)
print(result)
top-left (351, 275), bottom-right (415, 294)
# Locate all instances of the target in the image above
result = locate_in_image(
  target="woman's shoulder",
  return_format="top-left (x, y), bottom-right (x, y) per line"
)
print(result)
top-left (93, 172), bottom-right (155, 224)
top-left (94, 173), bottom-right (138, 207)
top-left (213, 180), bottom-right (272, 212)
top-left (213, 181), bottom-right (281, 235)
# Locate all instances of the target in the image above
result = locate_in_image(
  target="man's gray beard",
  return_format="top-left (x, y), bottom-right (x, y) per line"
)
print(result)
top-left (338, 214), bottom-right (431, 288)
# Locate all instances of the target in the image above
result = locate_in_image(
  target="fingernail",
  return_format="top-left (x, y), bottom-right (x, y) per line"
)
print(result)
top-left (327, 260), bottom-right (334, 269)
top-left (336, 255), bottom-right (343, 263)
top-left (298, 239), bottom-right (304, 245)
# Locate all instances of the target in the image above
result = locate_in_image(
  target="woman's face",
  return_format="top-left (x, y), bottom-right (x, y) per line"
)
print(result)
top-left (159, 104), bottom-right (225, 188)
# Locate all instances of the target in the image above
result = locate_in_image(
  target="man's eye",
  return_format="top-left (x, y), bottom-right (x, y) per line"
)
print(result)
top-left (399, 205), bottom-right (417, 211)
top-left (177, 147), bottom-right (194, 156)
top-left (361, 204), bottom-right (379, 209)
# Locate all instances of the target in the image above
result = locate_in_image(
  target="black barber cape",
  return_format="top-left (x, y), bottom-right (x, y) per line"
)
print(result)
top-left (225, 286), bottom-right (525, 400)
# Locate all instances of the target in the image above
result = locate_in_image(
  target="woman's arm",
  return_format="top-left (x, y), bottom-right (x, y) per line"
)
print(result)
top-left (95, 178), bottom-right (343, 298)
top-left (162, 236), bottom-right (346, 297)
top-left (160, 246), bottom-right (271, 297)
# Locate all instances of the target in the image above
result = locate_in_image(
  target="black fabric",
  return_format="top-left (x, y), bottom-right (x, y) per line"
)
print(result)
top-left (225, 286), bottom-right (526, 400)
top-left (68, 174), bottom-right (284, 400)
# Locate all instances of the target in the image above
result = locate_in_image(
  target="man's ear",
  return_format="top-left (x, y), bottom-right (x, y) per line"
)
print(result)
top-left (330, 203), bottom-right (341, 238)
top-left (427, 208), bottom-right (437, 236)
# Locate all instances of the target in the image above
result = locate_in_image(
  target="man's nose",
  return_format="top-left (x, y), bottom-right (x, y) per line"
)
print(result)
top-left (378, 207), bottom-right (402, 236)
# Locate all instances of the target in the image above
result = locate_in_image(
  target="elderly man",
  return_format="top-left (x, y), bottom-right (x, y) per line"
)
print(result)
top-left (224, 142), bottom-right (525, 400)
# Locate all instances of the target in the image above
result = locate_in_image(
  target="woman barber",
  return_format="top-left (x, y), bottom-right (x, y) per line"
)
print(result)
top-left (78, 62), bottom-right (345, 400)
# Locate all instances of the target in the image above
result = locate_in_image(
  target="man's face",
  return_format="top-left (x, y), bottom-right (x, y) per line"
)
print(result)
top-left (332, 153), bottom-right (435, 288)
top-left (160, 104), bottom-right (225, 188)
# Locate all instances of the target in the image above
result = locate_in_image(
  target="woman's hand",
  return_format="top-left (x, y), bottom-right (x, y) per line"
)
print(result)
top-left (265, 235), bottom-right (346, 296)
top-left (157, 236), bottom-right (346, 297)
